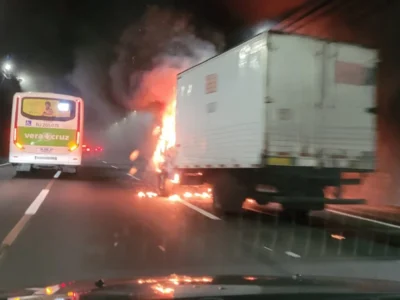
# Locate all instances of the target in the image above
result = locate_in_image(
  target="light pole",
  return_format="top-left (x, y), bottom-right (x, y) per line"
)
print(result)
top-left (0, 59), bottom-right (29, 90)
top-left (3, 62), bottom-right (12, 72)
top-left (1, 59), bottom-right (14, 80)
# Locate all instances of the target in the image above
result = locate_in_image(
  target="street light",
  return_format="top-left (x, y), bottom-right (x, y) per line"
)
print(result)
top-left (2, 61), bottom-right (12, 72)
top-left (1, 59), bottom-right (15, 80)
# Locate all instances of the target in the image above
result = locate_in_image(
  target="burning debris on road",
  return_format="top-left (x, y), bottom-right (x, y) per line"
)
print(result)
top-left (137, 187), bottom-right (213, 203)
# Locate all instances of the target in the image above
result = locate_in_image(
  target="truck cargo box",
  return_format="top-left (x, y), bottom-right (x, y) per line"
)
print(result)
top-left (175, 32), bottom-right (377, 172)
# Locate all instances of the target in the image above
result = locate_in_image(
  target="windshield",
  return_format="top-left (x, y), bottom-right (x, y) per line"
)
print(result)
top-left (0, 0), bottom-right (399, 297)
top-left (21, 98), bottom-right (76, 121)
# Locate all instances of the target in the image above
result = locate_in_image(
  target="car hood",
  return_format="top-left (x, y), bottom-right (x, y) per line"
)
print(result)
top-left (2, 274), bottom-right (400, 299)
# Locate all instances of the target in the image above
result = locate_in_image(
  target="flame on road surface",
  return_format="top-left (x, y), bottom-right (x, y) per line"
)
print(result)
top-left (137, 187), bottom-right (212, 202)
top-left (182, 192), bottom-right (211, 199)
top-left (168, 194), bottom-right (181, 202)
top-left (138, 191), bottom-right (158, 198)
top-left (129, 167), bottom-right (138, 175)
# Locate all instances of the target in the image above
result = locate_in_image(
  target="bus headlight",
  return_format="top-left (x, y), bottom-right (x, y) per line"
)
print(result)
top-left (69, 144), bottom-right (78, 151)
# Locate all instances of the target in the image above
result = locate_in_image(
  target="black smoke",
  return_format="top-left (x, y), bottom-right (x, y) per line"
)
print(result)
top-left (68, 5), bottom-right (224, 164)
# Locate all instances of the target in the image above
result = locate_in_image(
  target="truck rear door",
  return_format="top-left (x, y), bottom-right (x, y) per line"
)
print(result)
top-left (265, 34), bottom-right (323, 167)
top-left (265, 34), bottom-right (377, 171)
top-left (318, 43), bottom-right (377, 170)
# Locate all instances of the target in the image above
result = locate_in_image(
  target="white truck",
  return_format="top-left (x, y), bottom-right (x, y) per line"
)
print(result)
top-left (160, 32), bottom-right (378, 217)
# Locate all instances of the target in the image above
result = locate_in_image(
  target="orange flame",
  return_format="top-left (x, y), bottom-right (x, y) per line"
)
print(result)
top-left (137, 190), bottom-right (212, 201)
top-left (168, 194), bottom-right (181, 202)
top-left (130, 150), bottom-right (140, 161)
top-left (137, 191), bottom-right (158, 198)
top-left (152, 100), bottom-right (176, 173)
top-left (171, 173), bottom-right (180, 183)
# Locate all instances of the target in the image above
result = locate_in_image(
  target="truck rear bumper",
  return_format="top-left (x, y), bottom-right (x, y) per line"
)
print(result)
top-left (249, 191), bottom-right (366, 208)
top-left (273, 196), bottom-right (366, 205)
top-left (323, 198), bottom-right (366, 205)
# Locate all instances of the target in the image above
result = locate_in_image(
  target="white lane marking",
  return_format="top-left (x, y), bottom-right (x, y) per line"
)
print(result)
top-left (54, 171), bottom-right (62, 178)
top-left (285, 251), bottom-right (301, 258)
top-left (178, 199), bottom-right (221, 220)
top-left (111, 165), bottom-right (118, 169)
top-left (0, 162), bottom-right (10, 167)
top-left (126, 173), bottom-right (141, 181)
top-left (326, 209), bottom-right (400, 230)
top-left (102, 161), bottom-right (107, 164)
top-left (263, 246), bottom-right (273, 251)
top-left (25, 189), bottom-right (50, 215)
top-left (32, 285), bottom-right (60, 295)
top-left (2, 215), bottom-right (30, 246)
top-left (158, 245), bottom-right (166, 252)
top-left (0, 180), bottom-right (55, 251)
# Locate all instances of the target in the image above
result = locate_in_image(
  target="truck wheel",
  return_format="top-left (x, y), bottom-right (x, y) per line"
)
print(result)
top-left (30, 167), bottom-right (38, 174)
top-left (282, 209), bottom-right (310, 223)
top-left (15, 171), bottom-right (25, 178)
top-left (282, 186), bottom-right (324, 223)
top-left (212, 173), bottom-right (247, 215)
top-left (158, 173), bottom-right (174, 197)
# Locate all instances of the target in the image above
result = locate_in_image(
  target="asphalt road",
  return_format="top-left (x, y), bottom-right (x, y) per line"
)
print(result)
top-left (0, 159), bottom-right (400, 290)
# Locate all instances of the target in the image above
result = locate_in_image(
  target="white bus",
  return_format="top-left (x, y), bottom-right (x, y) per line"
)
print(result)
top-left (9, 92), bottom-right (84, 174)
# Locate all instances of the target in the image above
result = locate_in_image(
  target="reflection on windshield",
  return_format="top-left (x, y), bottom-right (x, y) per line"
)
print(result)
top-left (1, 0), bottom-right (400, 294)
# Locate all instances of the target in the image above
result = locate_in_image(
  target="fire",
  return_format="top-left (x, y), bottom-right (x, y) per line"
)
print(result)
top-left (137, 190), bottom-right (212, 201)
top-left (129, 167), bottom-right (138, 175)
top-left (138, 191), bottom-right (158, 198)
top-left (183, 192), bottom-right (211, 199)
top-left (171, 173), bottom-right (180, 184)
top-left (168, 194), bottom-right (181, 202)
top-left (130, 150), bottom-right (139, 161)
top-left (152, 100), bottom-right (177, 173)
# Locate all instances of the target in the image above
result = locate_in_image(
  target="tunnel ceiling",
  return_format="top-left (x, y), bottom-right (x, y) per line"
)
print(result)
top-left (227, 0), bottom-right (399, 48)
top-left (272, 0), bottom-right (398, 47)
top-left (226, 0), bottom-right (310, 23)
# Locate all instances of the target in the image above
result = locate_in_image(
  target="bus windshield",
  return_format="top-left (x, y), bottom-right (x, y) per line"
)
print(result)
top-left (21, 98), bottom-right (76, 122)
